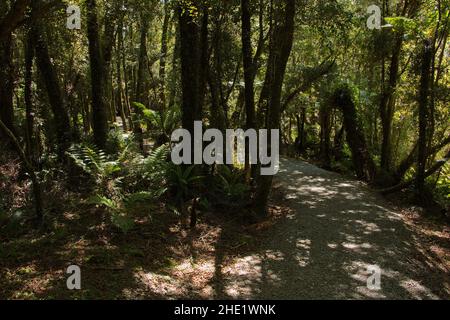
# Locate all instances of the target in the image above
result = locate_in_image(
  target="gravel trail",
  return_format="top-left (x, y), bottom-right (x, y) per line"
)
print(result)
top-left (215, 158), bottom-right (449, 299)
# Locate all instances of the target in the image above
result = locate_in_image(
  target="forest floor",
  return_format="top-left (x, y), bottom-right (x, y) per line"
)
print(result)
top-left (1, 158), bottom-right (449, 299)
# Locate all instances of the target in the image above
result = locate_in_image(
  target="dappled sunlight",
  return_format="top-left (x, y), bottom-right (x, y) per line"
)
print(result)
top-left (1, 157), bottom-right (447, 300)
top-left (194, 158), bottom-right (450, 299)
top-left (222, 256), bottom-right (264, 299)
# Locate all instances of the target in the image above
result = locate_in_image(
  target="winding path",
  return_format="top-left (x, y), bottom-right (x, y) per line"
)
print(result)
top-left (214, 158), bottom-right (449, 299)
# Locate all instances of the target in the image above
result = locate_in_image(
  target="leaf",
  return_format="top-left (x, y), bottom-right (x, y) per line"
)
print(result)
top-left (89, 195), bottom-right (118, 211)
top-left (384, 17), bottom-right (417, 33)
top-left (111, 212), bottom-right (134, 234)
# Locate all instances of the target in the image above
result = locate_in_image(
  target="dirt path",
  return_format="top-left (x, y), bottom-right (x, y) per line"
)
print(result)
top-left (203, 158), bottom-right (449, 300)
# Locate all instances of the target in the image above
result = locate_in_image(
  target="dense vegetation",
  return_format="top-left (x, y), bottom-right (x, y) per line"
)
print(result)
top-left (0, 0), bottom-right (449, 299)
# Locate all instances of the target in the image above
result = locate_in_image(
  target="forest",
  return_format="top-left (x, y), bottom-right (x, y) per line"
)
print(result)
top-left (0, 0), bottom-right (449, 300)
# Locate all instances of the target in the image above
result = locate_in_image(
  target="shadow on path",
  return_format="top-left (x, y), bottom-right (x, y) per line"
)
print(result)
top-left (213, 158), bottom-right (449, 299)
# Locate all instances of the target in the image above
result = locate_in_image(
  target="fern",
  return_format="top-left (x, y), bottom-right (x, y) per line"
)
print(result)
top-left (111, 212), bottom-right (135, 234)
top-left (67, 144), bottom-right (120, 179)
top-left (132, 102), bottom-right (181, 141)
top-left (168, 165), bottom-right (204, 203)
top-left (69, 142), bottom-right (171, 233)
top-left (89, 194), bottom-right (135, 233)
top-left (215, 165), bottom-right (249, 201)
top-left (125, 190), bottom-right (167, 209)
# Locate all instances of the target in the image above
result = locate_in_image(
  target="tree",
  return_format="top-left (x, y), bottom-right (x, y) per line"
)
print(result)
top-left (159, 0), bottom-right (171, 109)
top-left (0, 0), bottom-right (31, 42)
top-left (332, 86), bottom-right (377, 183)
top-left (416, 39), bottom-right (433, 197)
top-left (33, 3), bottom-right (72, 157)
top-left (254, 0), bottom-right (296, 216)
top-left (178, 2), bottom-right (202, 134)
top-left (241, 0), bottom-right (257, 177)
top-left (86, 0), bottom-right (109, 149)
top-left (0, 30), bottom-right (15, 141)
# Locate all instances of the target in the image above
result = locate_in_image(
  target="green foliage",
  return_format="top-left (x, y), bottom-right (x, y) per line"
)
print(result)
top-left (105, 127), bottom-right (135, 155)
top-left (125, 191), bottom-right (164, 207)
top-left (434, 164), bottom-right (450, 211)
top-left (88, 187), bottom-right (165, 234)
top-left (69, 142), bottom-right (171, 233)
top-left (384, 17), bottom-right (418, 34)
top-left (89, 194), bottom-right (135, 234)
top-left (111, 212), bottom-right (134, 233)
top-left (215, 165), bottom-right (249, 202)
top-left (142, 144), bottom-right (170, 177)
top-left (132, 102), bottom-right (181, 143)
top-left (67, 144), bottom-right (120, 179)
top-left (167, 165), bottom-right (204, 203)
top-left (133, 102), bottom-right (155, 123)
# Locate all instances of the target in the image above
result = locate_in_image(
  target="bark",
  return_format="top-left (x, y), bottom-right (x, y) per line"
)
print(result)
top-left (159, 0), bottom-right (170, 109)
top-left (281, 60), bottom-right (335, 113)
top-left (333, 86), bottom-right (377, 182)
top-left (380, 35), bottom-right (403, 172)
top-left (241, 0), bottom-right (256, 176)
top-left (210, 11), bottom-right (229, 128)
top-left (416, 40), bottom-right (433, 196)
top-left (118, 15), bottom-right (133, 130)
top-left (178, 4), bottom-right (201, 134)
top-left (167, 15), bottom-right (180, 110)
top-left (0, 0), bottom-right (31, 42)
top-left (296, 108), bottom-right (307, 154)
top-left (241, 0), bottom-right (256, 131)
top-left (102, 4), bottom-right (118, 122)
top-left (0, 31), bottom-right (15, 141)
top-left (116, 24), bottom-right (128, 132)
top-left (207, 66), bottom-right (227, 131)
top-left (0, 0), bottom-right (17, 139)
top-left (24, 28), bottom-right (35, 160)
top-left (254, 0), bottom-right (296, 217)
top-left (198, 7), bottom-right (209, 120)
top-left (86, 0), bottom-right (108, 149)
top-left (319, 103), bottom-right (331, 169)
top-left (379, 1), bottom-right (421, 171)
top-left (34, 18), bottom-right (72, 157)
top-left (381, 149), bottom-right (450, 195)
top-left (393, 135), bottom-right (450, 183)
top-left (135, 13), bottom-right (150, 106)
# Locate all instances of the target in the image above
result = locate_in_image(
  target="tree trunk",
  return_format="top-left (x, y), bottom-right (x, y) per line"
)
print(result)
top-left (24, 28), bottom-right (36, 161)
top-left (136, 13), bottom-right (150, 107)
top-left (241, 0), bottom-right (256, 131)
top-left (380, 35), bottom-right (403, 172)
top-left (159, 0), bottom-right (170, 110)
top-left (333, 86), bottom-right (377, 183)
top-left (254, 0), bottom-right (296, 217)
top-left (33, 18), bottom-right (72, 157)
top-left (381, 149), bottom-right (450, 195)
top-left (416, 39), bottom-right (433, 197)
top-left (0, 39), bottom-right (15, 140)
top-left (118, 16), bottom-right (133, 130)
top-left (178, 4), bottom-right (201, 134)
top-left (103, 4), bottom-right (117, 123)
top-left (319, 103), bottom-right (331, 169)
top-left (86, 0), bottom-right (108, 149)
top-left (296, 108), bottom-right (307, 154)
top-left (0, 18), bottom-right (15, 141)
top-left (241, 0), bottom-right (257, 177)
top-left (0, 0), bottom-right (31, 43)
top-left (198, 7), bottom-right (209, 120)
top-left (116, 25), bottom-right (128, 132)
